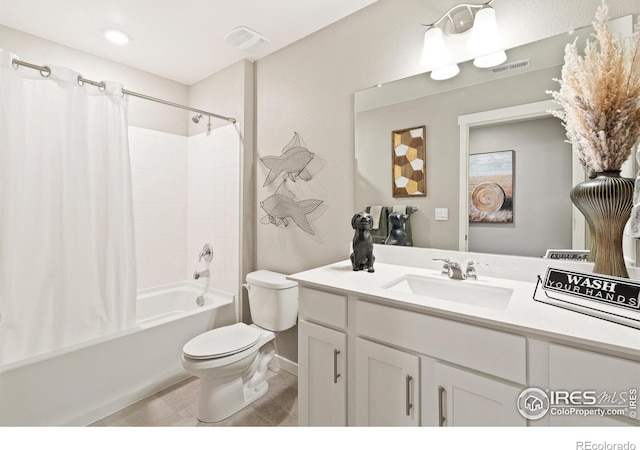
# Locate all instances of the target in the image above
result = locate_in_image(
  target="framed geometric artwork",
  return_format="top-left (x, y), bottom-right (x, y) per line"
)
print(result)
top-left (392, 126), bottom-right (426, 197)
top-left (468, 150), bottom-right (514, 223)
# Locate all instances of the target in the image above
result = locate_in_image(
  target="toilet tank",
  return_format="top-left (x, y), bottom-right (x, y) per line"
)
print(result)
top-left (245, 270), bottom-right (298, 331)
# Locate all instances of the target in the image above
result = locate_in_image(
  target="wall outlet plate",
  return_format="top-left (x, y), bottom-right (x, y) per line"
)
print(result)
top-left (435, 208), bottom-right (448, 221)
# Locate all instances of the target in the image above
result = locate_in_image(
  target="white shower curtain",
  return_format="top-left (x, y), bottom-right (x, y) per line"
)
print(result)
top-left (0, 49), bottom-right (137, 365)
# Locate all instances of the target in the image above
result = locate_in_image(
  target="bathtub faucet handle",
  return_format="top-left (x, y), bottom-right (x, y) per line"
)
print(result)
top-left (199, 243), bottom-right (214, 263)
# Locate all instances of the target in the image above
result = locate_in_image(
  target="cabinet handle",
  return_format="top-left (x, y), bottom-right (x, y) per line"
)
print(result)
top-left (438, 385), bottom-right (446, 427)
top-left (333, 349), bottom-right (341, 384)
top-left (405, 375), bottom-right (413, 416)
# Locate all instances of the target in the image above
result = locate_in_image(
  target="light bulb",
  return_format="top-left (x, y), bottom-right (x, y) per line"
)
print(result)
top-left (430, 64), bottom-right (460, 81)
top-left (467, 7), bottom-right (502, 56)
top-left (473, 50), bottom-right (507, 68)
top-left (420, 27), bottom-right (451, 69)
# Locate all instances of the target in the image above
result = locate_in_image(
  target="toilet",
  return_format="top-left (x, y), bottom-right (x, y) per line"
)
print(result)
top-left (181, 270), bottom-right (298, 423)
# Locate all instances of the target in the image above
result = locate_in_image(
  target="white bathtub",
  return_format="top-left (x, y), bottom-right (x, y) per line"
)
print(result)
top-left (0, 282), bottom-right (235, 426)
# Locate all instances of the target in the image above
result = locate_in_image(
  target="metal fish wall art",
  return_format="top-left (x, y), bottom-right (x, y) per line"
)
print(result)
top-left (260, 181), bottom-right (323, 235)
top-left (260, 132), bottom-right (315, 186)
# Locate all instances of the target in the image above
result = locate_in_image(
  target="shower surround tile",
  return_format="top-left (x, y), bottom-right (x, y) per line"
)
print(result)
top-left (187, 126), bottom-right (240, 297)
top-left (128, 124), bottom-right (240, 295)
top-left (129, 126), bottom-right (188, 290)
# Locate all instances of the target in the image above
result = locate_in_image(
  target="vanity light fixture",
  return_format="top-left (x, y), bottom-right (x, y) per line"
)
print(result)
top-left (102, 27), bottom-right (132, 45)
top-left (420, 0), bottom-right (506, 80)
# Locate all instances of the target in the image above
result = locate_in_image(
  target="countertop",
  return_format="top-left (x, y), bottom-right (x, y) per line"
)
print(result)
top-left (288, 260), bottom-right (640, 359)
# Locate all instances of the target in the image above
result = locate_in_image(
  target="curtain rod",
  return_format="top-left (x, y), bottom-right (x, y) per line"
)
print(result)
top-left (11, 58), bottom-right (237, 124)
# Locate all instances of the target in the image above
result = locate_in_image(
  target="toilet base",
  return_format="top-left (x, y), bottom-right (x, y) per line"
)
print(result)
top-left (197, 378), bottom-right (269, 423)
top-left (194, 342), bottom-right (276, 423)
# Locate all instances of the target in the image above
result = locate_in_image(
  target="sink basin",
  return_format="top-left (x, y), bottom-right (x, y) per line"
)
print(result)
top-left (383, 274), bottom-right (513, 310)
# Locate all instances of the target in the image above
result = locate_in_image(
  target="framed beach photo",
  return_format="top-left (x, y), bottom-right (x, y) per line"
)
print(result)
top-left (468, 150), bottom-right (514, 223)
top-left (392, 126), bottom-right (426, 197)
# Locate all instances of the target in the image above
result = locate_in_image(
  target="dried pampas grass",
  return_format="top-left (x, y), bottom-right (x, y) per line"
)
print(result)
top-left (547, 0), bottom-right (640, 173)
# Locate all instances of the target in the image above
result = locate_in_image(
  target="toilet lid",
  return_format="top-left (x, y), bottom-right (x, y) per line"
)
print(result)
top-left (183, 323), bottom-right (262, 360)
top-left (246, 270), bottom-right (297, 290)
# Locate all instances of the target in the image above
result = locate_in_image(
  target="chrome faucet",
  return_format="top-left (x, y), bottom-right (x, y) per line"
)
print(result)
top-left (447, 262), bottom-right (465, 280)
top-left (194, 244), bottom-right (213, 280)
top-left (433, 258), bottom-right (465, 279)
top-left (433, 258), bottom-right (486, 280)
top-left (432, 258), bottom-right (452, 277)
top-left (193, 270), bottom-right (210, 280)
top-left (464, 260), bottom-right (486, 280)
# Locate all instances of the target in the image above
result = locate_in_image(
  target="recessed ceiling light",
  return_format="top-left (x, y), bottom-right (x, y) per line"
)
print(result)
top-left (102, 27), bottom-right (132, 45)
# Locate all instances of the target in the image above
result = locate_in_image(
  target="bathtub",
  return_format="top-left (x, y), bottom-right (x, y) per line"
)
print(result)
top-left (0, 281), bottom-right (235, 426)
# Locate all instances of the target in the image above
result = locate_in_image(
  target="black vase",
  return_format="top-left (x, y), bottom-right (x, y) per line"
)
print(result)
top-left (570, 171), bottom-right (634, 278)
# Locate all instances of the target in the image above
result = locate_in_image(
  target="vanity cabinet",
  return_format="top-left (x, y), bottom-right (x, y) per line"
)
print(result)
top-left (296, 281), bottom-right (640, 427)
top-left (288, 241), bottom-right (640, 429)
top-left (354, 338), bottom-right (420, 426)
top-left (297, 284), bottom-right (529, 426)
top-left (355, 299), bottom-right (527, 427)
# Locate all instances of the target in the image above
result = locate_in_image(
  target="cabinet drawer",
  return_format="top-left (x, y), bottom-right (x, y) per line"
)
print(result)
top-left (355, 300), bottom-right (526, 384)
top-left (299, 287), bottom-right (347, 330)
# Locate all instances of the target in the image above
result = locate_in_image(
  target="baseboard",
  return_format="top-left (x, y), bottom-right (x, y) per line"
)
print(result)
top-left (270, 354), bottom-right (298, 377)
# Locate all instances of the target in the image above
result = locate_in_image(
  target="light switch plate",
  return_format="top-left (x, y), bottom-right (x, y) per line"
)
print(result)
top-left (435, 208), bottom-right (448, 221)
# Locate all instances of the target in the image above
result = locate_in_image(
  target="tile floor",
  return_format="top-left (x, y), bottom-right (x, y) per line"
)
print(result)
top-left (89, 367), bottom-right (298, 427)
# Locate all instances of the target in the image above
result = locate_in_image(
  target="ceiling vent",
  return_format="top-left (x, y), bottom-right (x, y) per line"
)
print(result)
top-left (490, 59), bottom-right (530, 74)
top-left (224, 27), bottom-right (270, 53)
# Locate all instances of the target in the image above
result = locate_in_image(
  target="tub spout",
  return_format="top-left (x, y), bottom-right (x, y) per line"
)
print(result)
top-left (193, 270), bottom-right (210, 280)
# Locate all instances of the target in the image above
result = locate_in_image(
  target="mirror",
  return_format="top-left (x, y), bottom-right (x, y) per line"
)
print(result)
top-left (354, 16), bottom-right (636, 260)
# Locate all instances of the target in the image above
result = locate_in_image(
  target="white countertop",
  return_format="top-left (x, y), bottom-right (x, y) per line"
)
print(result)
top-left (289, 259), bottom-right (640, 359)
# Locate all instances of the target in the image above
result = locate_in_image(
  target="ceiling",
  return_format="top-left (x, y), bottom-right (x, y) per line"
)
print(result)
top-left (0, 0), bottom-right (378, 85)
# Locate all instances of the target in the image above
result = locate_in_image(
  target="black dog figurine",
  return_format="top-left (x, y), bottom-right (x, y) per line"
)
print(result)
top-left (350, 212), bottom-right (375, 273)
top-left (384, 212), bottom-right (409, 246)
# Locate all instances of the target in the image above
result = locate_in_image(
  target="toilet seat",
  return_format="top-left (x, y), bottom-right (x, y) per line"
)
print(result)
top-left (183, 323), bottom-right (262, 360)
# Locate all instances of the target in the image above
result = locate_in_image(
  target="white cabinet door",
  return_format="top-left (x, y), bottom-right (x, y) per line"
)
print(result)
top-left (298, 319), bottom-right (347, 426)
top-left (434, 362), bottom-right (526, 426)
top-left (547, 344), bottom-right (640, 427)
top-left (355, 338), bottom-right (420, 426)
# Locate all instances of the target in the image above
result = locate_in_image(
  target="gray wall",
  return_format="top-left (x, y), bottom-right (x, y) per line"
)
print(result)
top-left (187, 60), bottom-right (251, 137)
top-left (469, 118), bottom-right (572, 257)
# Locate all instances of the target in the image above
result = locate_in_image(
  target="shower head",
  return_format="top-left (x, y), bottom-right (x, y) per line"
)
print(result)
top-left (192, 113), bottom-right (212, 135)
